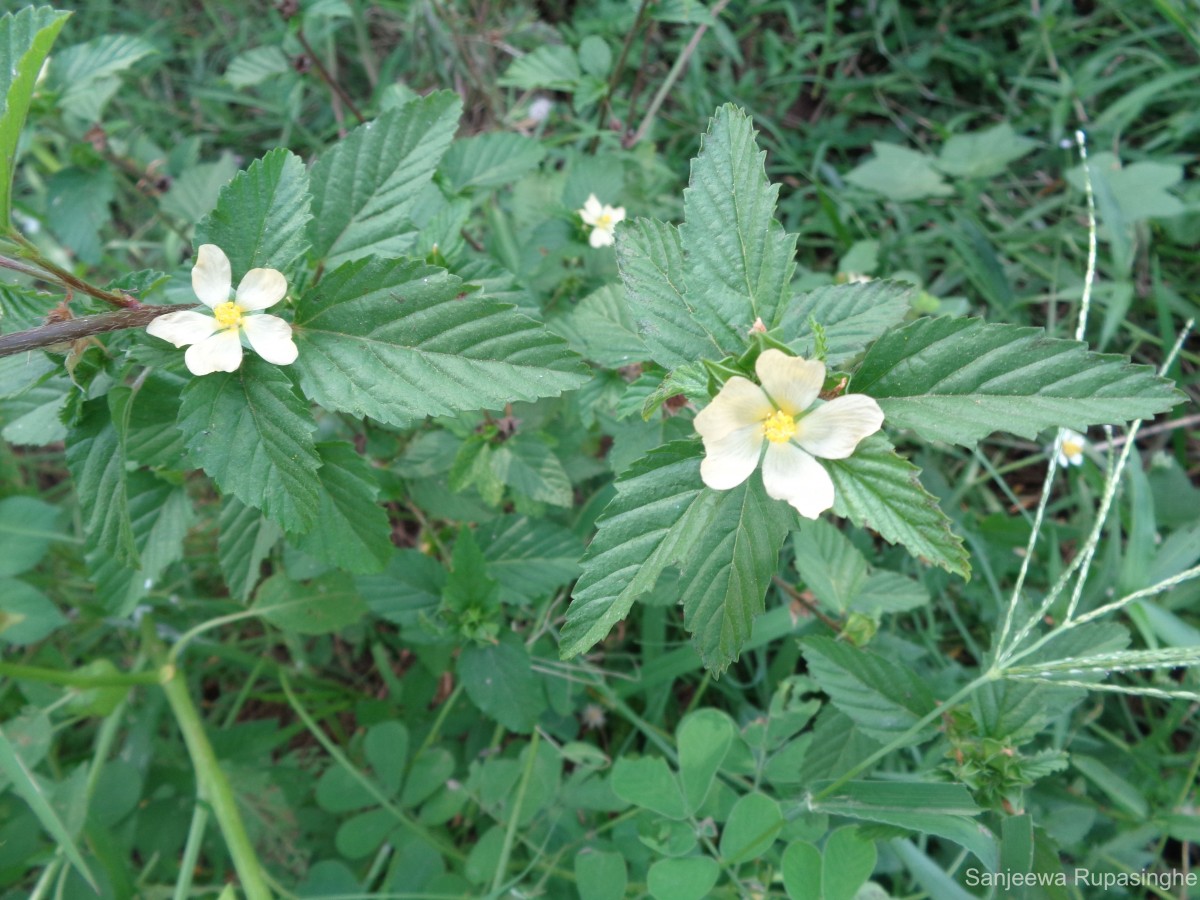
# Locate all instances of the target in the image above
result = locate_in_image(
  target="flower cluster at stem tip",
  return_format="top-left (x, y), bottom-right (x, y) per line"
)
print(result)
top-left (146, 244), bottom-right (298, 376)
top-left (578, 194), bottom-right (626, 248)
top-left (694, 349), bottom-right (884, 518)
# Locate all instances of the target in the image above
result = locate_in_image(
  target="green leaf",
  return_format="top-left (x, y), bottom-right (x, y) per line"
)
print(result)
top-left (457, 633), bottom-right (546, 733)
top-left (440, 132), bottom-right (546, 192)
top-left (292, 258), bottom-right (587, 428)
top-left (677, 709), bottom-right (735, 814)
top-left (946, 215), bottom-right (1014, 315)
top-left (826, 434), bottom-right (970, 578)
top-left (0, 578), bottom-right (65, 644)
top-left (308, 92), bottom-right (462, 266)
top-left (45, 166), bottom-right (114, 264)
top-left (478, 516), bottom-right (582, 605)
top-left (65, 389), bottom-right (137, 566)
top-left (792, 519), bottom-right (869, 614)
top-left (615, 218), bottom-right (720, 368)
top-left (47, 33), bottom-right (155, 120)
top-left (647, 857), bottom-right (721, 900)
top-left (251, 572), bottom-right (366, 635)
top-left (0, 495), bottom-right (59, 576)
top-left (678, 475), bottom-right (791, 672)
top-left (491, 437), bottom-right (573, 507)
top-left (125, 371), bottom-right (190, 469)
top-left (936, 123), bottom-right (1037, 180)
top-left (160, 153), bottom-right (240, 224)
top-left (357, 549), bottom-right (444, 628)
top-left (781, 841), bottom-right (823, 900)
top-left (195, 147), bottom-right (312, 276)
top-left (810, 781), bottom-right (996, 869)
top-left (854, 317), bottom-right (1182, 446)
top-left (0, 6), bottom-right (71, 228)
top-left (720, 792), bottom-right (783, 863)
top-left (177, 357), bottom-right (321, 533)
top-left (823, 827), bottom-right (878, 900)
top-left (780, 280), bottom-right (914, 366)
top-left (291, 442), bottom-right (392, 574)
top-left (218, 496), bottom-right (281, 601)
top-left (1066, 152), bottom-right (1186, 222)
top-left (86, 472), bottom-right (193, 616)
top-left (224, 46), bottom-right (290, 88)
top-left (498, 45), bottom-right (580, 91)
top-left (680, 104), bottom-right (797, 338)
top-left (561, 441), bottom-right (715, 659)
top-left (802, 636), bottom-right (938, 745)
top-left (549, 283), bottom-right (647, 367)
top-left (575, 850), bottom-right (627, 900)
top-left (610, 756), bottom-right (686, 819)
top-left (845, 142), bottom-right (952, 201)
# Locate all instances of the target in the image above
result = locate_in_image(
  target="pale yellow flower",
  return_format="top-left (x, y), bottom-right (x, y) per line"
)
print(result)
top-left (694, 349), bottom-right (884, 519)
top-left (1055, 429), bottom-right (1087, 467)
top-left (147, 244), bottom-right (298, 376)
top-left (578, 194), bottom-right (626, 248)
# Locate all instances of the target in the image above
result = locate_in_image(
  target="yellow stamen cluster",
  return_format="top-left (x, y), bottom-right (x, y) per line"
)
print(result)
top-left (1062, 440), bottom-right (1082, 458)
top-left (763, 409), bottom-right (797, 444)
top-left (213, 301), bottom-right (244, 330)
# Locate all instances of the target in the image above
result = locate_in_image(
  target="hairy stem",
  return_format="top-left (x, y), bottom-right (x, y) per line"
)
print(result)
top-left (0, 304), bottom-right (193, 358)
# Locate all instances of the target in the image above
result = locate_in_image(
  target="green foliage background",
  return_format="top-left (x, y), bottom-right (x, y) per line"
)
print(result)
top-left (1, 1), bottom-right (1198, 898)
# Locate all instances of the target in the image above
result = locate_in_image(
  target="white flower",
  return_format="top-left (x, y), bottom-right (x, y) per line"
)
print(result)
top-left (578, 194), bottom-right (626, 248)
top-left (694, 349), bottom-right (884, 519)
top-left (1055, 429), bottom-right (1087, 467)
top-left (146, 244), bottom-right (298, 376)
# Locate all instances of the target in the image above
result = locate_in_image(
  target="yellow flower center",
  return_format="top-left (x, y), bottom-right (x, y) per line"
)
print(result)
top-left (213, 301), bottom-right (243, 330)
top-left (595, 213), bottom-right (613, 229)
top-left (763, 409), bottom-right (796, 444)
top-left (1062, 440), bottom-right (1082, 458)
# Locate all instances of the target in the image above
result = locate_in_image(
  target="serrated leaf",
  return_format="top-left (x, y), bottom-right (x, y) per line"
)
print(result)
top-left (65, 389), bottom-right (137, 566)
top-left (125, 371), bottom-right (189, 469)
top-left (224, 46), bottom-right (290, 88)
top-left (680, 104), bottom-right (796, 341)
top-left (615, 217), bottom-right (718, 368)
top-left (678, 475), bottom-right (791, 672)
top-left (177, 357), bottom-right (321, 533)
top-left (218, 496), bottom-right (281, 602)
top-left (845, 142), bottom-right (953, 201)
top-left (440, 132), bottom-right (546, 192)
top-left (936, 123), bottom-right (1037, 180)
top-left (498, 45), bottom-right (580, 91)
top-left (478, 516), bottom-right (582, 605)
top-left (560, 441), bottom-right (716, 659)
top-left (853, 317), bottom-right (1182, 446)
top-left (0, 6), bottom-right (71, 228)
top-left (195, 147), bottom-right (312, 275)
top-left (780, 280), bottom-right (914, 366)
top-left (309, 92), bottom-right (461, 266)
top-left (251, 572), bottom-right (366, 634)
top-left (549, 283), bottom-right (646, 367)
top-left (491, 437), bottom-right (572, 507)
top-left (356, 548), bottom-right (444, 628)
top-left (45, 166), bottom-right (114, 263)
top-left (86, 472), bottom-right (193, 616)
top-left (825, 434), bottom-right (968, 577)
top-left (160, 153), bottom-right (240, 224)
top-left (457, 633), bottom-right (546, 733)
top-left (293, 258), bottom-right (587, 427)
top-left (291, 441), bottom-right (391, 574)
top-left (792, 519), bottom-right (869, 614)
top-left (803, 636), bottom-right (938, 745)
top-left (48, 33), bottom-right (155, 120)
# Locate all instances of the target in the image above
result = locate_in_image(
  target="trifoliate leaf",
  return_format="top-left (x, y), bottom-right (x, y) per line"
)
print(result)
top-left (853, 317), bottom-right (1182, 446)
top-left (177, 357), bottom-right (321, 534)
top-left (195, 147), bottom-right (312, 275)
top-left (293, 258), bottom-right (588, 428)
top-left (825, 434), bottom-right (970, 579)
top-left (680, 104), bottom-right (797, 340)
top-left (309, 92), bottom-right (461, 266)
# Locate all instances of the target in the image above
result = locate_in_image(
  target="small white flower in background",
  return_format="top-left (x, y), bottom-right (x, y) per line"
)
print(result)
top-left (1055, 429), bottom-right (1087, 467)
top-left (528, 96), bottom-right (554, 123)
top-left (695, 349), bottom-right (884, 519)
top-left (578, 194), bottom-right (626, 248)
top-left (146, 244), bottom-right (298, 377)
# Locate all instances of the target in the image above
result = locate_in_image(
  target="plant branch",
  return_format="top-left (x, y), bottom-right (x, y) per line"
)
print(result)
top-left (296, 27), bottom-right (366, 125)
top-left (1, 248), bottom-right (139, 309)
top-left (0, 305), bottom-right (193, 358)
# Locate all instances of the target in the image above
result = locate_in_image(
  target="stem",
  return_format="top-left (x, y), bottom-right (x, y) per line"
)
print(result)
top-left (1, 243), bottom-right (139, 309)
top-left (0, 661), bottom-right (167, 688)
top-left (0, 305), bottom-right (194, 358)
top-left (490, 730), bottom-right (540, 895)
top-left (149, 625), bottom-right (273, 900)
top-left (296, 27), bottom-right (366, 125)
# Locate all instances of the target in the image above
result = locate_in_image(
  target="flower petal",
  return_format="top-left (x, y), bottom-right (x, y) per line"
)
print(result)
top-left (146, 310), bottom-right (217, 347)
top-left (184, 329), bottom-right (243, 376)
top-left (755, 349), bottom-right (824, 416)
top-left (580, 194), bottom-right (603, 225)
top-left (794, 394), bottom-right (884, 460)
top-left (608, 205), bottom-right (626, 225)
top-left (762, 442), bottom-right (835, 519)
top-left (235, 267), bottom-right (288, 310)
top-left (192, 244), bottom-right (233, 308)
top-left (700, 424), bottom-right (763, 491)
top-left (588, 226), bottom-right (614, 248)
top-left (694, 376), bottom-right (773, 443)
top-left (242, 313), bottom-right (298, 365)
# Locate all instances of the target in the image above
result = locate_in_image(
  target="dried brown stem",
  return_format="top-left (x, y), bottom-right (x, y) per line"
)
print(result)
top-left (0, 305), bottom-right (194, 358)
top-left (296, 27), bottom-right (366, 125)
